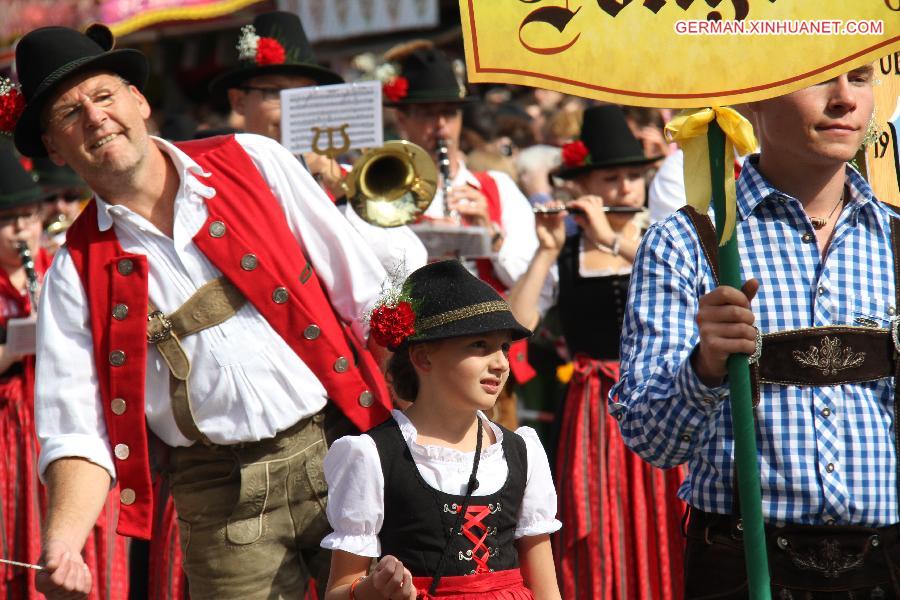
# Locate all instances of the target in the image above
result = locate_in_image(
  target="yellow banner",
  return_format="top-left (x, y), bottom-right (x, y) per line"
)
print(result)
top-left (459, 1), bottom-right (900, 107)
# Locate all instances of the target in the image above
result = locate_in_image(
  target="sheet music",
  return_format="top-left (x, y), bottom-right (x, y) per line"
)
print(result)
top-left (280, 81), bottom-right (384, 156)
top-left (5, 317), bottom-right (36, 356)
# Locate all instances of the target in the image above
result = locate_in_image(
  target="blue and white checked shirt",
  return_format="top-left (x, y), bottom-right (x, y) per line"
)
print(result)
top-left (610, 157), bottom-right (898, 526)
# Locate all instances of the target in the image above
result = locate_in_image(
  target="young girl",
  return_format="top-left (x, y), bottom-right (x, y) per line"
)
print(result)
top-left (321, 260), bottom-right (562, 599)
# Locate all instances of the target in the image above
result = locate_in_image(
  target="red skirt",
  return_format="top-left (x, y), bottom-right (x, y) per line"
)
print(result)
top-left (554, 356), bottom-right (686, 600)
top-left (412, 568), bottom-right (534, 599)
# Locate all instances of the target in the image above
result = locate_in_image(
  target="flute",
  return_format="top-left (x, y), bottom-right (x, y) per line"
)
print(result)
top-left (15, 241), bottom-right (39, 313)
top-left (533, 205), bottom-right (643, 216)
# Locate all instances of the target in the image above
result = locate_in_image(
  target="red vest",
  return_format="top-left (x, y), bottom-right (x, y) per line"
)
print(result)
top-left (65, 135), bottom-right (391, 539)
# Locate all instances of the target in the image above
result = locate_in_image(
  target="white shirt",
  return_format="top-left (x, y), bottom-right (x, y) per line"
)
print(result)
top-left (320, 410), bottom-right (562, 557)
top-left (35, 134), bottom-right (387, 481)
top-left (341, 197), bottom-right (428, 277)
top-left (648, 149), bottom-right (686, 225)
top-left (426, 161), bottom-right (538, 289)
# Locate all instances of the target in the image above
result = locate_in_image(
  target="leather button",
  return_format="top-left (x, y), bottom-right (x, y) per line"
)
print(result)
top-left (114, 443), bottom-right (130, 460)
top-left (826, 463), bottom-right (835, 473)
top-left (240, 253), bottom-right (258, 271)
top-left (117, 259), bottom-right (134, 276)
top-left (303, 324), bottom-right (321, 340)
top-left (120, 488), bottom-right (136, 505)
top-left (272, 287), bottom-right (289, 304)
top-left (817, 286), bottom-right (826, 296)
top-left (334, 357), bottom-right (349, 373)
top-left (209, 221), bottom-right (226, 238)
top-left (109, 350), bottom-right (126, 366)
top-left (112, 304), bottom-right (129, 320)
top-left (821, 407), bottom-right (832, 417)
top-left (801, 233), bottom-right (814, 243)
top-left (358, 390), bottom-right (374, 407)
top-left (111, 397), bottom-right (126, 415)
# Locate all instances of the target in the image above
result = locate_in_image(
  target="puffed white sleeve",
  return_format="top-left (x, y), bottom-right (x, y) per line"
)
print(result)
top-left (320, 433), bottom-right (384, 557)
top-left (515, 426), bottom-right (562, 538)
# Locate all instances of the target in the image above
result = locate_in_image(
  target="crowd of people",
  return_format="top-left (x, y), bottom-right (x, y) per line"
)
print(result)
top-left (0, 7), bottom-right (896, 600)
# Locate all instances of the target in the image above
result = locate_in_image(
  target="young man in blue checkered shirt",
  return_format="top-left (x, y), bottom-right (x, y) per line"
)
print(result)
top-left (612, 64), bottom-right (900, 597)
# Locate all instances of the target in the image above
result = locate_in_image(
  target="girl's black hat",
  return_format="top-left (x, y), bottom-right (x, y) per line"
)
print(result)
top-left (551, 104), bottom-right (662, 180)
top-left (13, 24), bottom-right (149, 158)
top-left (0, 141), bottom-right (49, 209)
top-left (208, 11), bottom-right (343, 99)
top-left (404, 260), bottom-right (530, 344)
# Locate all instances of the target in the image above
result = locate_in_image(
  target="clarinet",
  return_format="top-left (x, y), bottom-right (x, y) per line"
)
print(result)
top-left (437, 138), bottom-right (460, 223)
top-left (15, 242), bottom-right (39, 314)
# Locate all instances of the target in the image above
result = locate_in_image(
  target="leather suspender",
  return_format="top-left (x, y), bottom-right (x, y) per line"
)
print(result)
top-left (146, 276), bottom-right (246, 443)
top-left (678, 205), bottom-right (900, 517)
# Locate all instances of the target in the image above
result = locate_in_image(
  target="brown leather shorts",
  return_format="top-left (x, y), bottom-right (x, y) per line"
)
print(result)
top-left (684, 508), bottom-right (900, 599)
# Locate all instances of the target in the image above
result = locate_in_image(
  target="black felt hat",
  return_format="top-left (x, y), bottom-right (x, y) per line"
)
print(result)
top-left (402, 260), bottom-right (530, 346)
top-left (209, 11), bottom-right (343, 99)
top-left (383, 47), bottom-right (472, 107)
top-left (13, 24), bottom-right (149, 158)
top-left (551, 104), bottom-right (662, 180)
top-left (0, 141), bottom-right (48, 209)
top-left (31, 156), bottom-right (89, 197)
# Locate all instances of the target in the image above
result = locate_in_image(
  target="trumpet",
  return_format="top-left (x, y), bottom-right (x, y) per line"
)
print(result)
top-left (345, 140), bottom-right (438, 228)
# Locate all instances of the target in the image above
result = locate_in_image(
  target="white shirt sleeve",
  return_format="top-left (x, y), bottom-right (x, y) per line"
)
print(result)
top-left (235, 134), bottom-right (387, 341)
top-left (320, 433), bottom-right (384, 557)
top-left (515, 426), bottom-right (562, 538)
top-left (341, 204), bottom-right (428, 277)
top-left (35, 247), bottom-right (116, 481)
top-left (490, 170), bottom-right (539, 289)
top-left (648, 150), bottom-right (686, 225)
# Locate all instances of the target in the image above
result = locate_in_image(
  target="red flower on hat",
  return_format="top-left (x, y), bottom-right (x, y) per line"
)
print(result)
top-left (383, 76), bottom-right (409, 102)
top-left (0, 78), bottom-right (25, 135)
top-left (370, 301), bottom-right (416, 349)
top-left (561, 140), bottom-right (590, 168)
top-left (256, 37), bottom-right (286, 66)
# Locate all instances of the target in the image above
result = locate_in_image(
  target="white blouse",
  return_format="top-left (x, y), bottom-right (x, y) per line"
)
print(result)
top-left (321, 410), bottom-right (562, 558)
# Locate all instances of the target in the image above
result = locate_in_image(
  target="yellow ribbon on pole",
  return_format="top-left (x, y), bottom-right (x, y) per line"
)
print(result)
top-left (665, 108), bottom-right (758, 246)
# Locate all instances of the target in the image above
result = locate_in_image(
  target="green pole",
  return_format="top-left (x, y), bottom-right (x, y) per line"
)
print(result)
top-left (707, 120), bottom-right (771, 599)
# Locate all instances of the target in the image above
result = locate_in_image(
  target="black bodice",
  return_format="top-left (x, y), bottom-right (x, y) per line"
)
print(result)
top-left (557, 234), bottom-right (630, 360)
top-left (368, 418), bottom-right (527, 577)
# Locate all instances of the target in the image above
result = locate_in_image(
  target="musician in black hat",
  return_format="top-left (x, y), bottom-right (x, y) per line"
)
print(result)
top-left (507, 104), bottom-right (686, 598)
top-left (13, 23), bottom-right (391, 599)
top-left (213, 11), bottom-right (427, 276)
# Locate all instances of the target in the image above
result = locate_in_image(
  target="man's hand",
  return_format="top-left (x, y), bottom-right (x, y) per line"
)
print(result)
top-left (692, 279), bottom-right (759, 386)
top-left (35, 539), bottom-right (91, 599)
top-left (367, 555), bottom-right (416, 600)
top-left (446, 186), bottom-right (491, 229)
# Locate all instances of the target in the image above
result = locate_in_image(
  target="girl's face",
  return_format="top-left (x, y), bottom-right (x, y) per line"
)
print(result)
top-left (419, 330), bottom-right (513, 411)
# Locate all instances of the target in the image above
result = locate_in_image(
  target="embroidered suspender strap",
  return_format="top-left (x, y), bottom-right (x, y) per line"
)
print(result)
top-left (147, 276), bottom-right (246, 443)
top-left (680, 206), bottom-right (721, 286)
top-left (892, 218), bottom-right (900, 514)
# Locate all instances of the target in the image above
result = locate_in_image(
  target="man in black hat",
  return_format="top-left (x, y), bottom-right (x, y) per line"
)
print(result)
top-left (14, 24), bottom-right (392, 599)
top-left (211, 11), bottom-right (427, 276)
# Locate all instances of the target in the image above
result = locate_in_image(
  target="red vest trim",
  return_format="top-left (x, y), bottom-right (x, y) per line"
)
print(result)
top-left (65, 135), bottom-right (390, 538)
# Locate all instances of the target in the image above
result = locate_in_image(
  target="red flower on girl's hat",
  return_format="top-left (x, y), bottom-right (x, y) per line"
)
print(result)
top-left (383, 76), bottom-right (409, 102)
top-left (370, 301), bottom-right (416, 350)
top-left (561, 140), bottom-right (590, 168)
top-left (0, 78), bottom-right (25, 136)
top-left (255, 37), bottom-right (286, 66)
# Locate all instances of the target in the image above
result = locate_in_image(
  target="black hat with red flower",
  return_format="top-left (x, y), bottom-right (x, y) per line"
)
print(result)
top-left (369, 260), bottom-right (530, 351)
top-left (209, 11), bottom-right (343, 99)
top-left (11, 24), bottom-right (149, 158)
top-left (379, 42), bottom-right (473, 108)
top-left (551, 104), bottom-right (662, 180)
